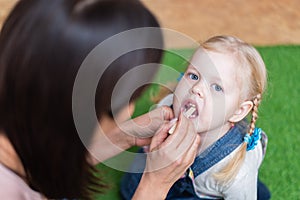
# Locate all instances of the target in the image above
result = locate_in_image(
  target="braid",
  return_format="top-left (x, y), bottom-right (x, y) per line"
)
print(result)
top-left (248, 94), bottom-right (261, 135)
top-left (214, 94), bottom-right (262, 184)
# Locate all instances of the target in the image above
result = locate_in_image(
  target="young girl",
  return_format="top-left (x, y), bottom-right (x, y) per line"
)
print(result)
top-left (121, 35), bottom-right (270, 199)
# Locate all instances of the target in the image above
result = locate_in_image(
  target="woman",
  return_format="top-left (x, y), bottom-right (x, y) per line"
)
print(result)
top-left (0, 0), bottom-right (200, 199)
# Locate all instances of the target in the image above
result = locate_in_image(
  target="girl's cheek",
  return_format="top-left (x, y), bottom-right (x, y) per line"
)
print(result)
top-left (177, 80), bottom-right (190, 92)
top-left (172, 94), bottom-right (180, 117)
top-left (173, 93), bottom-right (182, 117)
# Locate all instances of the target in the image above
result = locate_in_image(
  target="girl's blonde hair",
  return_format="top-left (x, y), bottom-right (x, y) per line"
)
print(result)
top-left (201, 35), bottom-right (267, 183)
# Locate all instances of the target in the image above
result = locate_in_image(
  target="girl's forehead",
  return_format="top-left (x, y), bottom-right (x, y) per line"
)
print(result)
top-left (189, 49), bottom-right (237, 77)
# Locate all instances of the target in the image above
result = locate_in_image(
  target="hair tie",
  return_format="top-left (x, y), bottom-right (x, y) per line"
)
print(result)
top-left (177, 72), bottom-right (184, 81)
top-left (244, 128), bottom-right (262, 151)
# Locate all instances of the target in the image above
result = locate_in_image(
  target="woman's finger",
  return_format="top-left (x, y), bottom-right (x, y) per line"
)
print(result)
top-left (149, 123), bottom-right (169, 151)
top-left (163, 112), bottom-right (187, 145)
top-left (174, 116), bottom-right (197, 154)
top-left (160, 106), bottom-right (175, 121)
top-left (163, 113), bottom-right (196, 155)
top-left (181, 134), bottom-right (201, 165)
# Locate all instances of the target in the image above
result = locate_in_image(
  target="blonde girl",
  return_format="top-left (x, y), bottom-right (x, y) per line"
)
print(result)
top-left (121, 35), bottom-right (270, 200)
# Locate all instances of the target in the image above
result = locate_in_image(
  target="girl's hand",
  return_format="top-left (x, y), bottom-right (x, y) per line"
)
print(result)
top-left (132, 113), bottom-right (201, 199)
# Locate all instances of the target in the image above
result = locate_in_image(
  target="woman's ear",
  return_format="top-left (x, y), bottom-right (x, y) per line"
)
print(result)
top-left (229, 100), bottom-right (253, 123)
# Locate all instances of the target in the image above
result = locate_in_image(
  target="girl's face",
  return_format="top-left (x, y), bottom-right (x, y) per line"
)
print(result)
top-left (173, 49), bottom-right (242, 135)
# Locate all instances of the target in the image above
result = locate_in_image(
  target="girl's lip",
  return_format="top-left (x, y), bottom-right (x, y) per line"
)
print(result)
top-left (181, 99), bottom-right (199, 119)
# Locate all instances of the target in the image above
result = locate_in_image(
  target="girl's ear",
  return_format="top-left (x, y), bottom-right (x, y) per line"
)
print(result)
top-left (229, 100), bottom-right (253, 123)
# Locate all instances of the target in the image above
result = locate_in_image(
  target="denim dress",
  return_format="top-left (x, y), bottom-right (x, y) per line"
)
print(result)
top-left (120, 120), bottom-right (270, 200)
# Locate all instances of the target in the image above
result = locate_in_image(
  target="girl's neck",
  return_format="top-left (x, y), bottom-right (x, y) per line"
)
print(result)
top-left (197, 123), bottom-right (232, 154)
top-left (0, 132), bottom-right (25, 177)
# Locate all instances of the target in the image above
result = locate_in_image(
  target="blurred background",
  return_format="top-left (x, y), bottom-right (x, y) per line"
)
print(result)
top-left (1, 0), bottom-right (299, 199)
top-left (1, 0), bottom-right (300, 47)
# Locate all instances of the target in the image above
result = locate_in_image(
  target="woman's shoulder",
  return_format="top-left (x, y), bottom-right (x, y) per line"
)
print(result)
top-left (0, 163), bottom-right (44, 199)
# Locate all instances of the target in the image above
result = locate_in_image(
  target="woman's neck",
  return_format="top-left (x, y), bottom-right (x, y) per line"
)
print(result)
top-left (0, 132), bottom-right (25, 177)
top-left (197, 123), bottom-right (231, 154)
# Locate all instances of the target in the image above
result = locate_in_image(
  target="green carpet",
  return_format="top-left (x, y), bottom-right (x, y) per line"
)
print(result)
top-left (95, 45), bottom-right (300, 200)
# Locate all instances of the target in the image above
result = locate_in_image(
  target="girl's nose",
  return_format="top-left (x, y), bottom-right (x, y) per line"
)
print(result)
top-left (191, 81), bottom-right (204, 98)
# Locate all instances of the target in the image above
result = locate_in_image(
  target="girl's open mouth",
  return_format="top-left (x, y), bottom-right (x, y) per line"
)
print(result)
top-left (183, 101), bottom-right (198, 119)
top-left (168, 100), bottom-right (199, 134)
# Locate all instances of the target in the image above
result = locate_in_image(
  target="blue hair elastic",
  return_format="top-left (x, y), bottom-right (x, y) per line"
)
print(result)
top-left (177, 72), bottom-right (184, 81)
top-left (244, 127), bottom-right (262, 151)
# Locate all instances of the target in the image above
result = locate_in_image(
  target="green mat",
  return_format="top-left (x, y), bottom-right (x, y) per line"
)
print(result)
top-left (95, 45), bottom-right (300, 200)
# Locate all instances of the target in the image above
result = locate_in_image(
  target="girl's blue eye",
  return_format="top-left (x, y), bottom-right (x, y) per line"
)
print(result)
top-left (188, 73), bottom-right (199, 80)
top-left (212, 84), bottom-right (223, 92)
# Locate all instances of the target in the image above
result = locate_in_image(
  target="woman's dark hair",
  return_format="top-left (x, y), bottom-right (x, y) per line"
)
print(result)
top-left (0, 0), bottom-right (162, 199)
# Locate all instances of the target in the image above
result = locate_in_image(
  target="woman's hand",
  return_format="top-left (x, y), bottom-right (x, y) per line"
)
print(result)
top-left (132, 113), bottom-right (201, 199)
top-left (120, 106), bottom-right (174, 147)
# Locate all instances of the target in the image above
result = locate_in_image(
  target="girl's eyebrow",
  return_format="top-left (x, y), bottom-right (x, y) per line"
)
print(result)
top-left (211, 77), bottom-right (223, 84)
top-left (188, 65), bottom-right (200, 73)
top-left (189, 64), bottom-right (224, 85)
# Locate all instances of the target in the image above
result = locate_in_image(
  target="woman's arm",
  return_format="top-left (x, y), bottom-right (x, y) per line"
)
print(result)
top-left (88, 106), bottom-right (174, 163)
